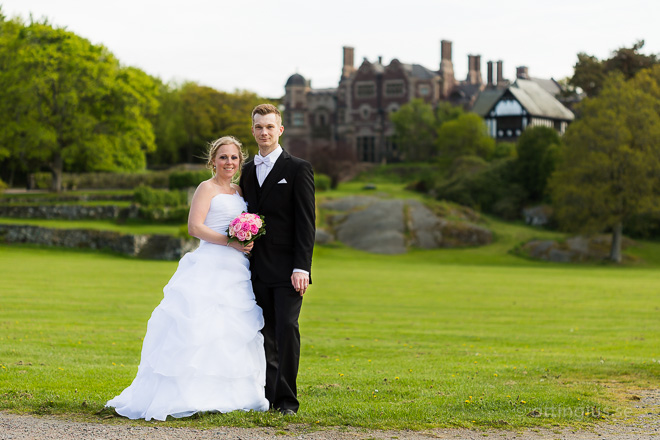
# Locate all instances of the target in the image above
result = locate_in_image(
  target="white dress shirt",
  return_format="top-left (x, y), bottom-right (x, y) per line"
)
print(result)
top-left (255, 145), bottom-right (308, 277)
top-left (255, 145), bottom-right (282, 187)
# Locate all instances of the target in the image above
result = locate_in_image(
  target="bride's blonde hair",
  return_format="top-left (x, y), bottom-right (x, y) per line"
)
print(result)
top-left (206, 136), bottom-right (248, 183)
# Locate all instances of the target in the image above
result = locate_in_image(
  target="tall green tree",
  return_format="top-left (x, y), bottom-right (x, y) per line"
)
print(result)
top-left (179, 82), bottom-right (224, 163)
top-left (435, 113), bottom-right (495, 161)
top-left (549, 71), bottom-right (660, 262)
top-left (570, 40), bottom-right (659, 98)
top-left (390, 98), bottom-right (437, 161)
top-left (0, 17), bottom-right (158, 191)
top-left (149, 81), bottom-right (187, 166)
top-left (515, 126), bottom-right (561, 202)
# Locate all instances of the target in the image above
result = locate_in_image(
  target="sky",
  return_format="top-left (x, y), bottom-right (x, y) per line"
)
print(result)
top-left (2, 0), bottom-right (659, 98)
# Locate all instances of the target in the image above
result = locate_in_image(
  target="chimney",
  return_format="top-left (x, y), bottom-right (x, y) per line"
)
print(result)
top-left (342, 46), bottom-right (355, 79)
top-left (487, 61), bottom-right (494, 87)
top-left (516, 66), bottom-right (529, 79)
top-left (467, 55), bottom-right (482, 85)
top-left (497, 60), bottom-right (504, 84)
top-left (441, 40), bottom-right (452, 62)
top-left (439, 40), bottom-right (455, 98)
top-left (378, 56), bottom-right (382, 64)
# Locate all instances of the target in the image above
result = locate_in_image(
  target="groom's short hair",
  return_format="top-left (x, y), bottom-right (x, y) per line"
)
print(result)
top-left (252, 104), bottom-right (282, 125)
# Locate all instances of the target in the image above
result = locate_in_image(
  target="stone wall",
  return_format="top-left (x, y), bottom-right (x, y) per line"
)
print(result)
top-left (0, 224), bottom-right (197, 260)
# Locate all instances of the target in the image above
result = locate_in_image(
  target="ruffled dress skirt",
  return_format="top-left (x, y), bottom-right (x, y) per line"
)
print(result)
top-left (106, 241), bottom-right (269, 421)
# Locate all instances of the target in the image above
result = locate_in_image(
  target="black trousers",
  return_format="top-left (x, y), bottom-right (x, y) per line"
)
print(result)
top-left (252, 279), bottom-right (303, 412)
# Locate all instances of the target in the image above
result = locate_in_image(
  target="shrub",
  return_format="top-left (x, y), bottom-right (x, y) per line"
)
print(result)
top-left (169, 170), bottom-right (212, 190)
top-left (314, 174), bottom-right (331, 191)
top-left (133, 185), bottom-right (188, 208)
top-left (31, 171), bottom-right (170, 190)
top-left (0, 178), bottom-right (7, 193)
top-left (436, 158), bottom-right (527, 220)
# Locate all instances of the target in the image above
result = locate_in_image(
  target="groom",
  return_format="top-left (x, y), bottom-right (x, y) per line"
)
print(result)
top-left (239, 103), bottom-right (316, 415)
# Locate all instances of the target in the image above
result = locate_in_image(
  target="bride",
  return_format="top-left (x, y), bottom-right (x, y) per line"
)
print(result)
top-left (106, 136), bottom-right (269, 421)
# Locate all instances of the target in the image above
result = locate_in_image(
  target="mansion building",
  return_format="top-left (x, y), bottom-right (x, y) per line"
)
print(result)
top-left (281, 40), bottom-right (574, 163)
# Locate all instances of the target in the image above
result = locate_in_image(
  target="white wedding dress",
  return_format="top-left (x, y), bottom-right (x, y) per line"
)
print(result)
top-left (106, 192), bottom-right (269, 421)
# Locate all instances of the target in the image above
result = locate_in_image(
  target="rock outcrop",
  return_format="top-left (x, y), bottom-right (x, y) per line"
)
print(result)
top-left (321, 196), bottom-right (492, 254)
top-left (521, 235), bottom-right (635, 263)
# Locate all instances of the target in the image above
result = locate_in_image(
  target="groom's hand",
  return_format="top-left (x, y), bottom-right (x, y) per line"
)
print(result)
top-left (291, 272), bottom-right (309, 296)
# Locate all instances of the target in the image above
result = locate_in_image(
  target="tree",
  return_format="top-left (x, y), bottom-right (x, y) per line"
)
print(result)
top-left (390, 98), bottom-right (437, 161)
top-left (149, 81), bottom-right (187, 166)
top-left (0, 18), bottom-right (158, 191)
top-left (515, 126), bottom-right (561, 202)
top-left (435, 113), bottom-right (495, 161)
top-left (570, 41), bottom-right (659, 98)
top-left (549, 71), bottom-right (660, 262)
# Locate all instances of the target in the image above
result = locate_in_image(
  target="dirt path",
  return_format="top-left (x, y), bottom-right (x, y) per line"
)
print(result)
top-left (1, 390), bottom-right (658, 440)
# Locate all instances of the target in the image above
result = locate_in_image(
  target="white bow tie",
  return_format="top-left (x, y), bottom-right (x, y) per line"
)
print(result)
top-left (254, 155), bottom-right (273, 167)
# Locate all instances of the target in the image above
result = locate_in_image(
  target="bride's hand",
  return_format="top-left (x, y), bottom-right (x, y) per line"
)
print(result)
top-left (243, 242), bottom-right (254, 253)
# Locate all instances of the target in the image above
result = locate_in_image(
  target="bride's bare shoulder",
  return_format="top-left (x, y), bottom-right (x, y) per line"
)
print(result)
top-left (231, 183), bottom-right (243, 197)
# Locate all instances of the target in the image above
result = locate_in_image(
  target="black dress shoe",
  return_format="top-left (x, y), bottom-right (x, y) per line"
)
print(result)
top-left (280, 409), bottom-right (296, 416)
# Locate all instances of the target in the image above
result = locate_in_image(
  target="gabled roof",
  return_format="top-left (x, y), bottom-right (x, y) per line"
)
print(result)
top-left (530, 77), bottom-right (562, 97)
top-left (472, 80), bottom-right (574, 121)
top-left (471, 89), bottom-right (505, 116)
top-left (510, 79), bottom-right (574, 120)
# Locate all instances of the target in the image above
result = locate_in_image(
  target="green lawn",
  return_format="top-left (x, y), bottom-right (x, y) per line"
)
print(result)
top-left (0, 239), bottom-right (658, 429)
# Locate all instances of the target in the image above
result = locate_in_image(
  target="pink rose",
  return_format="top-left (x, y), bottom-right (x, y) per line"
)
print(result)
top-left (250, 223), bottom-right (259, 234)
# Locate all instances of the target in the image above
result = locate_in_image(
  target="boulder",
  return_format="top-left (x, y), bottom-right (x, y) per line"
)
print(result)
top-left (521, 234), bottom-right (636, 263)
top-left (315, 229), bottom-right (334, 245)
top-left (335, 199), bottom-right (406, 254)
top-left (321, 196), bottom-right (492, 254)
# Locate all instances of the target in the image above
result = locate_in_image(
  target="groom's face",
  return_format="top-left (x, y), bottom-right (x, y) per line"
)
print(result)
top-left (252, 113), bottom-right (284, 152)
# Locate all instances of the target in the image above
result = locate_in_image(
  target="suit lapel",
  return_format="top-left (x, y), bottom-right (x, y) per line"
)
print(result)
top-left (258, 150), bottom-right (290, 211)
top-left (243, 161), bottom-right (258, 212)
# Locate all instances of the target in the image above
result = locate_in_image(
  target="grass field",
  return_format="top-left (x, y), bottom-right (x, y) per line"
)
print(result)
top-left (1, 182), bottom-right (659, 429)
top-left (1, 229), bottom-right (658, 429)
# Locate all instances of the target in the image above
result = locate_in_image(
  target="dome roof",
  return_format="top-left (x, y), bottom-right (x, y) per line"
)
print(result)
top-left (285, 73), bottom-right (306, 87)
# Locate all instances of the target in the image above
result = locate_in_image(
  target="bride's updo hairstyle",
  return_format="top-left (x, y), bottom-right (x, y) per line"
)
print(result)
top-left (206, 136), bottom-right (248, 182)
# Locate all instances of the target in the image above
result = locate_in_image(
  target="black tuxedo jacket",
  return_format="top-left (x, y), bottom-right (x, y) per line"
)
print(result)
top-left (239, 149), bottom-right (316, 286)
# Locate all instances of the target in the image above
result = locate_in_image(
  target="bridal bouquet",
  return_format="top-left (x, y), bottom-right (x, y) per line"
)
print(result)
top-left (227, 212), bottom-right (266, 245)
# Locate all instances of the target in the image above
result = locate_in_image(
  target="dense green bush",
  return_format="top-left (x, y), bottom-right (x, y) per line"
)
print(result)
top-left (314, 174), bottom-right (331, 191)
top-left (0, 178), bottom-right (7, 193)
top-left (169, 170), bottom-right (212, 190)
top-left (133, 185), bottom-right (188, 208)
top-left (492, 141), bottom-right (517, 160)
top-left (435, 158), bottom-right (527, 220)
top-left (31, 171), bottom-right (169, 190)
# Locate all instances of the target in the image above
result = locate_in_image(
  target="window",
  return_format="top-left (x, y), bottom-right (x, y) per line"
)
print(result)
top-left (292, 112), bottom-right (305, 127)
top-left (356, 81), bottom-right (376, 98)
top-left (357, 136), bottom-right (376, 162)
top-left (384, 80), bottom-right (404, 97)
top-left (418, 84), bottom-right (430, 96)
top-left (359, 105), bottom-right (371, 120)
top-left (338, 109), bottom-right (345, 124)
